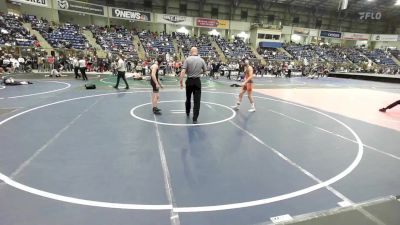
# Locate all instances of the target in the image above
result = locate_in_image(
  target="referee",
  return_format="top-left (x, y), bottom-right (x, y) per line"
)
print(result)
top-left (180, 47), bottom-right (207, 124)
top-left (114, 55), bottom-right (129, 90)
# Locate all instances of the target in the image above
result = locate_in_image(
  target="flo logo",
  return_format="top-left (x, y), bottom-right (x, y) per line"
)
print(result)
top-left (58, 0), bottom-right (69, 9)
top-left (359, 12), bottom-right (382, 20)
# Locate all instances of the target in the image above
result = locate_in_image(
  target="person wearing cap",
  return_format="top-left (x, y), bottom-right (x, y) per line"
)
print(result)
top-left (180, 47), bottom-right (207, 124)
top-left (114, 55), bottom-right (129, 90)
top-left (232, 59), bottom-right (256, 112)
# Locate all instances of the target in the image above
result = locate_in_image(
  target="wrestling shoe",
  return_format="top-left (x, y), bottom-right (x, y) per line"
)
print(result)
top-left (231, 103), bottom-right (240, 111)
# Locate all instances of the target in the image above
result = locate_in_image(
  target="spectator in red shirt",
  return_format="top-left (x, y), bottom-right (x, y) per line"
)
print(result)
top-left (48, 56), bottom-right (55, 71)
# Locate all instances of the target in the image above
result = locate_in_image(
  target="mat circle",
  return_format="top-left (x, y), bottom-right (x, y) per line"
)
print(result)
top-left (130, 100), bottom-right (236, 126)
top-left (0, 91), bottom-right (364, 212)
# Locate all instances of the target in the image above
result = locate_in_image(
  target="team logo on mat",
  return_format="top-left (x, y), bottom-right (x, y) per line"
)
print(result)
top-left (58, 0), bottom-right (69, 9)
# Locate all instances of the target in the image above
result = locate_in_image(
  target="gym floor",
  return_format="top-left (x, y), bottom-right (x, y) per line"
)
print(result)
top-left (0, 74), bottom-right (399, 225)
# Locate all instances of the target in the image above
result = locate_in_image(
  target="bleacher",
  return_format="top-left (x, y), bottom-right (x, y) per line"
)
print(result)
top-left (363, 49), bottom-right (397, 66)
top-left (216, 37), bottom-right (256, 60)
top-left (2, 15), bottom-right (397, 72)
top-left (0, 13), bottom-right (36, 47)
top-left (176, 34), bottom-right (219, 60)
top-left (46, 24), bottom-right (88, 50)
top-left (89, 25), bottom-right (138, 59)
top-left (26, 15), bottom-right (88, 50)
top-left (258, 47), bottom-right (291, 61)
top-left (342, 48), bottom-right (369, 64)
top-left (314, 46), bottom-right (349, 63)
top-left (139, 31), bottom-right (175, 57)
top-left (284, 44), bottom-right (319, 62)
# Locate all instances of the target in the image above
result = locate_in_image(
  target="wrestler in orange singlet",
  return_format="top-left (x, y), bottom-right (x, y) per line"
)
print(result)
top-left (232, 60), bottom-right (255, 112)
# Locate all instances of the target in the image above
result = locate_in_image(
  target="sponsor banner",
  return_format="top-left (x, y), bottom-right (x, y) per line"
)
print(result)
top-left (155, 14), bottom-right (193, 26)
top-left (111, 7), bottom-right (151, 22)
top-left (57, 0), bottom-right (105, 16)
top-left (320, 30), bottom-right (342, 39)
top-left (358, 11), bottom-right (382, 20)
top-left (293, 27), bottom-right (309, 35)
top-left (196, 18), bottom-right (229, 29)
top-left (10, 0), bottom-right (50, 8)
top-left (371, 34), bottom-right (398, 42)
top-left (343, 32), bottom-right (369, 40)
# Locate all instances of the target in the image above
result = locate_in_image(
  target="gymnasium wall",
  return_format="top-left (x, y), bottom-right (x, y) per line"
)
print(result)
top-left (0, 0), bottom-right (7, 14)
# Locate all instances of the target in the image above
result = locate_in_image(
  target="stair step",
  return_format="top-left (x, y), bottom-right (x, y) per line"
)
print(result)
top-left (251, 47), bottom-right (266, 65)
top-left (82, 30), bottom-right (107, 58)
top-left (133, 35), bottom-right (146, 60)
top-left (211, 41), bottom-right (227, 63)
top-left (172, 39), bottom-right (183, 60)
top-left (23, 23), bottom-right (53, 55)
top-left (391, 56), bottom-right (400, 66)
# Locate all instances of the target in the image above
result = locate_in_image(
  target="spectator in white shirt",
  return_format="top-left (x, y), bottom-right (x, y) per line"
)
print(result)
top-left (17, 57), bottom-right (25, 72)
top-left (72, 57), bottom-right (80, 79)
top-left (78, 56), bottom-right (88, 81)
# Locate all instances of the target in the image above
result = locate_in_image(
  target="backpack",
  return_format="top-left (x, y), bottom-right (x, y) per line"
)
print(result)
top-left (85, 83), bottom-right (96, 89)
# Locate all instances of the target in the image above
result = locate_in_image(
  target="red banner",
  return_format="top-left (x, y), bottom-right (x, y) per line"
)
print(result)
top-left (196, 18), bottom-right (229, 29)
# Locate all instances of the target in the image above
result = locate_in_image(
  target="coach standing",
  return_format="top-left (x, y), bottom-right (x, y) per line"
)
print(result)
top-left (180, 47), bottom-right (207, 124)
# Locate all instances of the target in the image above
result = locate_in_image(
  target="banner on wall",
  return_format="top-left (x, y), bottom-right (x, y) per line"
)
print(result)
top-left (320, 30), bottom-right (342, 38)
top-left (293, 27), bottom-right (309, 35)
top-left (371, 34), bottom-right (398, 42)
top-left (111, 7), bottom-right (151, 22)
top-left (57, 0), bottom-right (105, 16)
top-left (196, 18), bottom-right (229, 29)
top-left (343, 32), bottom-right (369, 40)
top-left (155, 14), bottom-right (192, 26)
top-left (10, 0), bottom-right (50, 8)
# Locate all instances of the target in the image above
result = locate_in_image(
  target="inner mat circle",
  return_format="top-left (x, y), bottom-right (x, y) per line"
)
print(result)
top-left (130, 100), bottom-right (237, 126)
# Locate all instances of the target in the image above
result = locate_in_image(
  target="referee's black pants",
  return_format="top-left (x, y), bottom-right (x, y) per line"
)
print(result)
top-left (80, 67), bottom-right (88, 80)
top-left (115, 71), bottom-right (129, 88)
top-left (74, 67), bottom-right (80, 78)
top-left (185, 78), bottom-right (201, 121)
